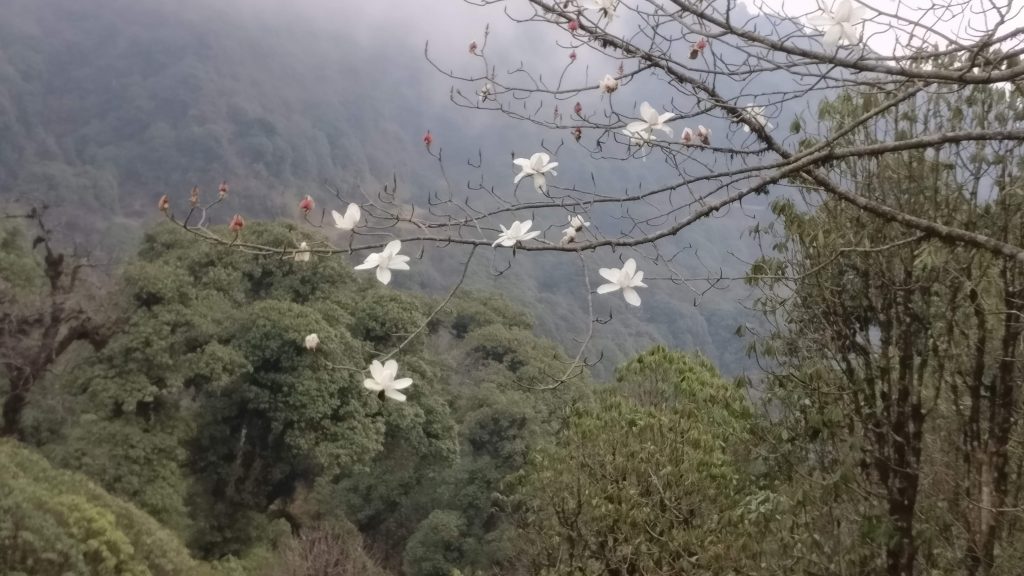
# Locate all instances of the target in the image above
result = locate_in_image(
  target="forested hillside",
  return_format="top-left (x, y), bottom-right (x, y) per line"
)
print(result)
top-left (5, 0), bottom-right (1024, 575)
top-left (0, 0), bottom-right (762, 376)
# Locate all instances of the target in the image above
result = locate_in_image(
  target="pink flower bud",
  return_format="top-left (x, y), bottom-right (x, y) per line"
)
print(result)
top-left (690, 37), bottom-right (708, 60)
top-left (158, 195), bottom-right (170, 214)
top-left (568, 19), bottom-right (579, 32)
top-left (572, 127), bottom-right (582, 142)
top-left (469, 41), bottom-right (478, 54)
top-left (218, 181), bottom-right (229, 199)
top-left (299, 195), bottom-right (314, 214)
top-left (229, 214), bottom-right (245, 233)
top-left (190, 186), bottom-right (200, 208)
top-left (423, 130), bottom-right (433, 148)
top-left (574, 102), bottom-right (583, 116)
top-left (569, 50), bottom-right (577, 61)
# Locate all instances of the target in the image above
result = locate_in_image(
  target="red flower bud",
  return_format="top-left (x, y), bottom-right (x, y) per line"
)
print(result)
top-left (229, 214), bottom-right (245, 233)
top-left (568, 19), bottom-right (579, 32)
top-left (689, 37), bottom-right (708, 60)
top-left (158, 195), bottom-right (170, 214)
top-left (569, 50), bottom-right (577, 61)
top-left (218, 181), bottom-right (229, 199)
top-left (299, 194), bottom-right (314, 214)
top-left (423, 130), bottom-right (433, 148)
top-left (574, 102), bottom-right (583, 116)
top-left (572, 127), bottom-right (582, 142)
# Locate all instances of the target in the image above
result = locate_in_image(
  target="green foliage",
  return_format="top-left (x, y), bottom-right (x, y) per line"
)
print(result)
top-left (402, 510), bottom-right (467, 576)
top-left (509, 347), bottom-right (765, 575)
top-left (0, 440), bottom-right (201, 576)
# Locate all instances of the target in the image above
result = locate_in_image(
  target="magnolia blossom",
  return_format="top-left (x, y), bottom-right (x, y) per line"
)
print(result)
top-left (295, 241), bottom-right (311, 262)
top-left (477, 82), bottom-right (494, 104)
top-left (597, 258), bottom-right (647, 306)
top-left (568, 215), bottom-right (590, 230)
top-left (681, 127), bottom-right (694, 144)
top-left (599, 74), bottom-right (619, 94)
top-left (513, 152), bottom-right (559, 194)
top-left (493, 220), bottom-right (541, 248)
top-left (689, 37), bottom-right (708, 59)
top-left (354, 240), bottom-right (410, 285)
top-left (363, 359), bottom-right (413, 402)
top-left (331, 203), bottom-right (361, 230)
top-left (561, 215), bottom-right (590, 245)
top-left (622, 126), bottom-right (656, 151)
top-left (304, 333), bottom-right (320, 350)
top-left (742, 105), bottom-right (772, 132)
top-left (697, 125), bottom-right (712, 146)
top-left (580, 0), bottom-right (618, 23)
top-left (626, 102), bottom-right (675, 138)
top-left (229, 214), bottom-right (245, 233)
top-left (807, 0), bottom-right (866, 49)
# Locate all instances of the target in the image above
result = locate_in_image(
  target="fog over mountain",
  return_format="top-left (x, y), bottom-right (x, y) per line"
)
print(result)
top-left (0, 0), bottom-right (796, 375)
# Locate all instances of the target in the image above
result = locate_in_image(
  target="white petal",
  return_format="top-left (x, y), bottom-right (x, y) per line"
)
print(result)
top-left (599, 267), bottom-right (620, 283)
top-left (376, 267), bottom-right (392, 285)
top-left (384, 389), bottom-right (407, 402)
top-left (389, 257), bottom-right (410, 271)
top-left (383, 359), bottom-right (399, 380)
top-left (622, 287), bottom-right (642, 306)
top-left (542, 162), bottom-right (559, 173)
top-left (513, 171), bottom-right (527, 185)
top-left (331, 209), bottom-right (348, 229)
top-left (354, 253), bottom-right (381, 269)
top-left (391, 377), bottom-right (413, 390)
top-left (364, 379), bottom-right (384, 392)
top-left (383, 240), bottom-right (402, 256)
top-left (841, 22), bottom-right (859, 44)
top-left (625, 120), bottom-right (648, 134)
top-left (622, 258), bottom-right (636, 277)
top-left (834, 0), bottom-right (852, 22)
top-left (597, 282), bottom-right (621, 294)
top-left (823, 24), bottom-right (842, 48)
top-left (639, 102), bottom-right (658, 124)
top-left (532, 173), bottom-right (547, 194)
top-left (369, 360), bottom-right (387, 383)
top-left (631, 270), bottom-right (644, 284)
top-left (513, 158), bottom-right (532, 168)
top-left (806, 13), bottom-right (834, 27)
top-left (522, 231), bottom-right (541, 241)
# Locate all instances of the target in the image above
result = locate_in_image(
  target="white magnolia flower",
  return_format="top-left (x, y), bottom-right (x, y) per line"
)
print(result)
top-left (561, 215), bottom-right (591, 245)
top-left (681, 127), bottom-right (694, 144)
top-left (622, 126), bottom-right (656, 150)
top-left (477, 82), bottom-right (494, 104)
top-left (304, 333), bottom-right (320, 350)
top-left (331, 203), bottom-right (362, 230)
top-left (599, 74), bottom-right (619, 94)
top-left (697, 125), bottom-right (712, 145)
top-left (295, 241), bottom-right (311, 262)
top-left (742, 105), bottom-right (773, 132)
top-left (580, 0), bottom-right (618, 23)
top-left (363, 359), bottom-right (413, 402)
top-left (807, 0), bottom-right (866, 49)
top-left (597, 258), bottom-right (647, 306)
top-left (513, 152), bottom-right (559, 194)
top-left (493, 220), bottom-right (541, 247)
top-left (568, 215), bottom-right (590, 230)
top-left (626, 102), bottom-right (676, 138)
top-left (354, 240), bottom-right (410, 285)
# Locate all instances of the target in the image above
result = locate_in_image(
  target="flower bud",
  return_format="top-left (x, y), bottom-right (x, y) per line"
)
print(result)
top-left (229, 213), bottom-right (245, 233)
top-left (218, 181), bottom-right (229, 199)
top-left (158, 195), bottom-right (170, 214)
top-left (299, 195), bottom-right (314, 214)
